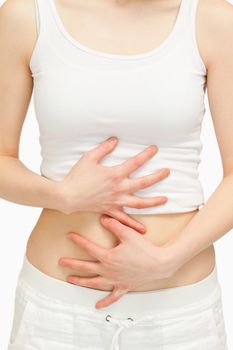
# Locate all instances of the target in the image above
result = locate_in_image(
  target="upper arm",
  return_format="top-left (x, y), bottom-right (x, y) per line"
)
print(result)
top-left (0, 0), bottom-right (37, 158)
top-left (202, 0), bottom-right (233, 177)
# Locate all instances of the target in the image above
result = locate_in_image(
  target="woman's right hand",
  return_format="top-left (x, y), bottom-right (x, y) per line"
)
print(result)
top-left (57, 136), bottom-right (170, 234)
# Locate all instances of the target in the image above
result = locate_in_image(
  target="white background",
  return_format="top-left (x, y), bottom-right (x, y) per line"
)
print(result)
top-left (0, 0), bottom-right (233, 349)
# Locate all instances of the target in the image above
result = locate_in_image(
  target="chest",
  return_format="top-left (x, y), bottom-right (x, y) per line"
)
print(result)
top-left (33, 58), bottom-right (205, 146)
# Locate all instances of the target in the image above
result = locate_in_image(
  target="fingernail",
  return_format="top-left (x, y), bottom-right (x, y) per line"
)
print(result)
top-left (163, 168), bottom-right (170, 175)
top-left (150, 145), bottom-right (157, 151)
top-left (67, 277), bottom-right (75, 284)
top-left (108, 136), bottom-right (118, 142)
top-left (100, 215), bottom-right (108, 222)
top-left (101, 217), bottom-right (106, 223)
top-left (67, 232), bottom-right (75, 238)
top-left (141, 227), bottom-right (147, 234)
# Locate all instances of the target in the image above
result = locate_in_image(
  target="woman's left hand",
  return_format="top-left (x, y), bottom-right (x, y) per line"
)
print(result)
top-left (58, 214), bottom-right (176, 309)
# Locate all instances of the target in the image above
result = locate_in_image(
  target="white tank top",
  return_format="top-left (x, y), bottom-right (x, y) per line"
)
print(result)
top-left (30, 0), bottom-right (207, 214)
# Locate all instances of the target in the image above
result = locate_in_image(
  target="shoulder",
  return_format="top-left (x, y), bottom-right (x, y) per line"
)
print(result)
top-left (0, 0), bottom-right (35, 25)
top-left (198, 0), bottom-right (233, 68)
top-left (0, 0), bottom-right (37, 65)
top-left (201, 0), bottom-right (233, 35)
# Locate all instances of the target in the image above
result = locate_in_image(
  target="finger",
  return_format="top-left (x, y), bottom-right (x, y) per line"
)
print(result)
top-left (95, 286), bottom-right (129, 309)
top-left (85, 136), bottom-right (118, 163)
top-left (67, 232), bottom-right (108, 261)
top-left (59, 257), bottom-right (102, 275)
top-left (107, 208), bottom-right (147, 234)
top-left (125, 195), bottom-right (168, 209)
top-left (99, 215), bottom-right (134, 241)
top-left (67, 275), bottom-right (109, 290)
top-left (113, 145), bottom-right (158, 178)
top-left (125, 168), bottom-right (170, 193)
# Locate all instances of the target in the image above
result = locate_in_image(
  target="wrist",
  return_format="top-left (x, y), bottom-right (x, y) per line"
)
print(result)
top-left (159, 243), bottom-right (184, 277)
top-left (51, 180), bottom-right (73, 214)
top-left (162, 236), bottom-right (199, 276)
top-left (148, 244), bottom-right (177, 279)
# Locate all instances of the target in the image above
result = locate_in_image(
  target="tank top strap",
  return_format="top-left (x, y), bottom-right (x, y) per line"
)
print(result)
top-left (33, 0), bottom-right (40, 35)
top-left (188, 0), bottom-right (201, 18)
top-left (173, 0), bottom-right (201, 34)
top-left (186, 0), bottom-right (202, 31)
top-left (185, 0), bottom-right (207, 73)
top-left (33, 0), bottom-right (56, 38)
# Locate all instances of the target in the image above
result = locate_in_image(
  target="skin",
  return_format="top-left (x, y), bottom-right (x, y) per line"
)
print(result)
top-left (0, 0), bottom-right (233, 310)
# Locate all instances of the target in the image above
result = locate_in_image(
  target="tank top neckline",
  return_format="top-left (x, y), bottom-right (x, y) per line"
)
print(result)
top-left (48, 0), bottom-right (186, 61)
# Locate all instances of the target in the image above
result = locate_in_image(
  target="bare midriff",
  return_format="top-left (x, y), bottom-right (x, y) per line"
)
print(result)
top-left (26, 207), bottom-right (216, 292)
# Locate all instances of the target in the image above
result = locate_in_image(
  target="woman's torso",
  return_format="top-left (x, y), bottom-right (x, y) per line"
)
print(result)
top-left (25, 0), bottom-right (216, 291)
top-left (26, 208), bottom-right (216, 291)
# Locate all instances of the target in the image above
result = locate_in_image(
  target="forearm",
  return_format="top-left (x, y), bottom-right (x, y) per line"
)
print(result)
top-left (0, 156), bottom-right (63, 211)
top-left (164, 174), bottom-right (233, 271)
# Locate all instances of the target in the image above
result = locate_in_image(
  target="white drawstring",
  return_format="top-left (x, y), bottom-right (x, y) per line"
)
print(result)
top-left (105, 314), bottom-right (155, 350)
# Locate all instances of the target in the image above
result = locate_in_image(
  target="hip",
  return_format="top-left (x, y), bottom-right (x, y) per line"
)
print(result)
top-left (26, 207), bottom-right (216, 291)
top-left (7, 255), bottom-right (228, 350)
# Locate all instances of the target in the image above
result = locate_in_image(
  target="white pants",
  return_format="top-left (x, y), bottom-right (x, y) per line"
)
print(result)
top-left (8, 254), bottom-right (228, 350)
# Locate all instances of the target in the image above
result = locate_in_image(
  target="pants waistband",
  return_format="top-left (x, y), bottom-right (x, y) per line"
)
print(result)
top-left (18, 253), bottom-right (220, 316)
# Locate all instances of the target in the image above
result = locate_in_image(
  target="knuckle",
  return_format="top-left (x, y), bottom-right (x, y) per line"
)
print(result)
top-left (68, 260), bottom-right (77, 269)
top-left (83, 151), bottom-right (95, 161)
top-left (102, 144), bottom-right (110, 152)
top-left (139, 178), bottom-right (149, 188)
top-left (101, 250), bottom-right (114, 264)
top-left (88, 279), bottom-right (98, 287)
top-left (138, 201), bottom-right (145, 209)
top-left (78, 261), bottom-right (86, 270)
top-left (132, 157), bottom-right (142, 168)
top-left (134, 199), bottom-right (143, 208)
top-left (85, 267), bottom-right (94, 274)
top-left (110, 169), bottom-right (122, 181)
top-left (114, 199), bottom-right (124, 207)
top-left (111, 183), bottom-right (124, 197)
